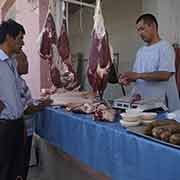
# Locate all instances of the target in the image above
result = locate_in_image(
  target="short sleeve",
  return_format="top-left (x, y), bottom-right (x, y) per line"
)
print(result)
top-left (133, 48), bottom-right (142, 72)
top-left (158, 43), bottom-right (175, 72)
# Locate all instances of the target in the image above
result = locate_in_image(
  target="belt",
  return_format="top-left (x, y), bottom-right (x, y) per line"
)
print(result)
top-left (0, 117), bottom-right (23, 122)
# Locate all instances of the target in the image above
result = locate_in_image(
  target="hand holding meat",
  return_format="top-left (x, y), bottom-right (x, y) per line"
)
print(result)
top-left (118, 74), bottom-right (130, 86)
top-left (24, 97), bottom-right (53, 115)
top-left (38, 97), bottom-right (53, 107)
top-left (130, 94), bottom-right (141, 103)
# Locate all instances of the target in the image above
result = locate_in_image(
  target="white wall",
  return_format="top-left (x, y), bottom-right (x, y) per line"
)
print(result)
top-left (142, 0), bottom-right (158, 17)
top-left (4, 1), bottom-right (16, 20)
top-left (143, 0), bottom-right (180, 44)
top-left (69, 0), bottom-right (142, 99)
top-left (158, 0), bottom-right (177, 43)
top-left (16, 0), bottom-right (40, 98)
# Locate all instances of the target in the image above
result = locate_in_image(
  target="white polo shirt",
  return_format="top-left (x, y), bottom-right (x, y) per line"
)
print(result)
top-left (133, 40), bottom-right (180, 111)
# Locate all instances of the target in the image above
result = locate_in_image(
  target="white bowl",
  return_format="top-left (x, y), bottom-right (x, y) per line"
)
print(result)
top-left (126, 108), bottom-right (142, 114)
top-left (120, 120), bottom-right (141, 127)
top-left (142, 119), bottom-right (155, 124)
top-left (121, 112), bottom-right (141, 122)
top-left (140, 112), bottom-right (157, 120)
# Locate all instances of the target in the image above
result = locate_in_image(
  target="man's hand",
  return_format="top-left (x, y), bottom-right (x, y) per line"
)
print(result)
top-left (38, 97), bottom-right (53, 108)
top-left (24, 97), bottom-right (53, 115)
top-left (118, 72), bottom-right (139, 86)
top-left (0, 100), bottom-right (5, 112)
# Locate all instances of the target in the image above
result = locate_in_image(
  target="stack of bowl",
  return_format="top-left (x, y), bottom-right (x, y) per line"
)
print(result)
top-left (120, 109), bottom-right (142, 127)
top-left (120, 109), bottom-right (157, 127)
top-left (140, 112), bottom-right (157, 124)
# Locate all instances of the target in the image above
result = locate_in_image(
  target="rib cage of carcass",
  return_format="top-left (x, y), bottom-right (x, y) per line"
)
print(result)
top-left (39, 10), bottom-right (79, 92)
top-left (87, 1), bottom-right (113, 99)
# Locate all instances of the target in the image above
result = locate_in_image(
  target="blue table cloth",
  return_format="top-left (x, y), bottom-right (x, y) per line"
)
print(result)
top-left (35, 107), bottom-right (180, 180)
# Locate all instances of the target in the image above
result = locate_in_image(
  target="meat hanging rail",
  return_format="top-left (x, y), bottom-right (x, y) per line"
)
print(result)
top-left (60, 0), bottom-right (96, 8)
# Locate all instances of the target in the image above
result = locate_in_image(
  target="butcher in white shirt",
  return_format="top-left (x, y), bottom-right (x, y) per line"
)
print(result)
top-left (119, 13), bottom-right (180, 111)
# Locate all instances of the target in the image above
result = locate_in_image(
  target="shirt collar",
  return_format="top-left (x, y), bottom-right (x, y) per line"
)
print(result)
top-left (0, 49), bottom-right (9, 61)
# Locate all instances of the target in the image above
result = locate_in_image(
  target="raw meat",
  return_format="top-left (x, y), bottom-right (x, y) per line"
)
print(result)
top-left (39, 9), bottom-right (79, 91)
top-left (50, 91), bottom-right (94, 106)
top-left (57, 18), bottom-right (79, 91)
top-left (87, 0), bottom-right (112, 99)
top-left (40, 11), bottom-right (57, 64)
top-left (94, 103), bottom-right (115, 122)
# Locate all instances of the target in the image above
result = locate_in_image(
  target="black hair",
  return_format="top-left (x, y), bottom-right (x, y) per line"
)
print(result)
top-left (0, 19), bottom-right (25, 44)
top-left (136, 14), bottom-right (158, 29)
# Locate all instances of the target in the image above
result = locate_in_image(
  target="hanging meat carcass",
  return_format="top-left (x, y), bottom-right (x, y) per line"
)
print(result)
top-left (87, 0), bottom-right (113, 99)
top-left (39, 10), bottom-right (63, 90)
top-left (39, 5), bottom-right (79, 92)
top-left (57, 17), bottom-right (80, 91)
top-left (39, 11), bottom-right (57, 64)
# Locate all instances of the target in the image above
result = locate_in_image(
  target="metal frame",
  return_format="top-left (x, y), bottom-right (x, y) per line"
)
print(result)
top-left (62, 0), bottom-right (96, 8)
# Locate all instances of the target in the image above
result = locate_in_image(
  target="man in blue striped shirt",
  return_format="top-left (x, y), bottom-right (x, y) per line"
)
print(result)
top-left (0, 19), bottom-right (26, 180)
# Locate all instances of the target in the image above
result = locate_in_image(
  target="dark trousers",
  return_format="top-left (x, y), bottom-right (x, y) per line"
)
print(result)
top-left (0, 118), bottom-right (25, 180)
top-left (24, 135), bottom-right (33, 180)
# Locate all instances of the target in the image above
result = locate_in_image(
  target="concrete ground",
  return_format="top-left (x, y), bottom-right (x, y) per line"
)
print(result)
top-left (27, 157), bottom-right (95, 180)
top-left (27, 135), bottom-right (110, 180)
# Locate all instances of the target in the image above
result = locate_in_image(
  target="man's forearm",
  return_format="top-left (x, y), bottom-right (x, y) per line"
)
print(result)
top-left (24, 101), bottom-right (48, 115)
top-left (138, 71), bottom-right (173, 81)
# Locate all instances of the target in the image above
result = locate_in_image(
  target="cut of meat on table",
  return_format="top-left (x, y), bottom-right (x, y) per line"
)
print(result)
top-left (87, 0), bottom-right (113, 99)
top-left (50, 91), bottom-right (94, 106)
top-left (94, 103), bottom-right (116, 122)
top-left (49, 89), bottom-right (115, 121)
top-left (66, 102), bottom-right (97, 114)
